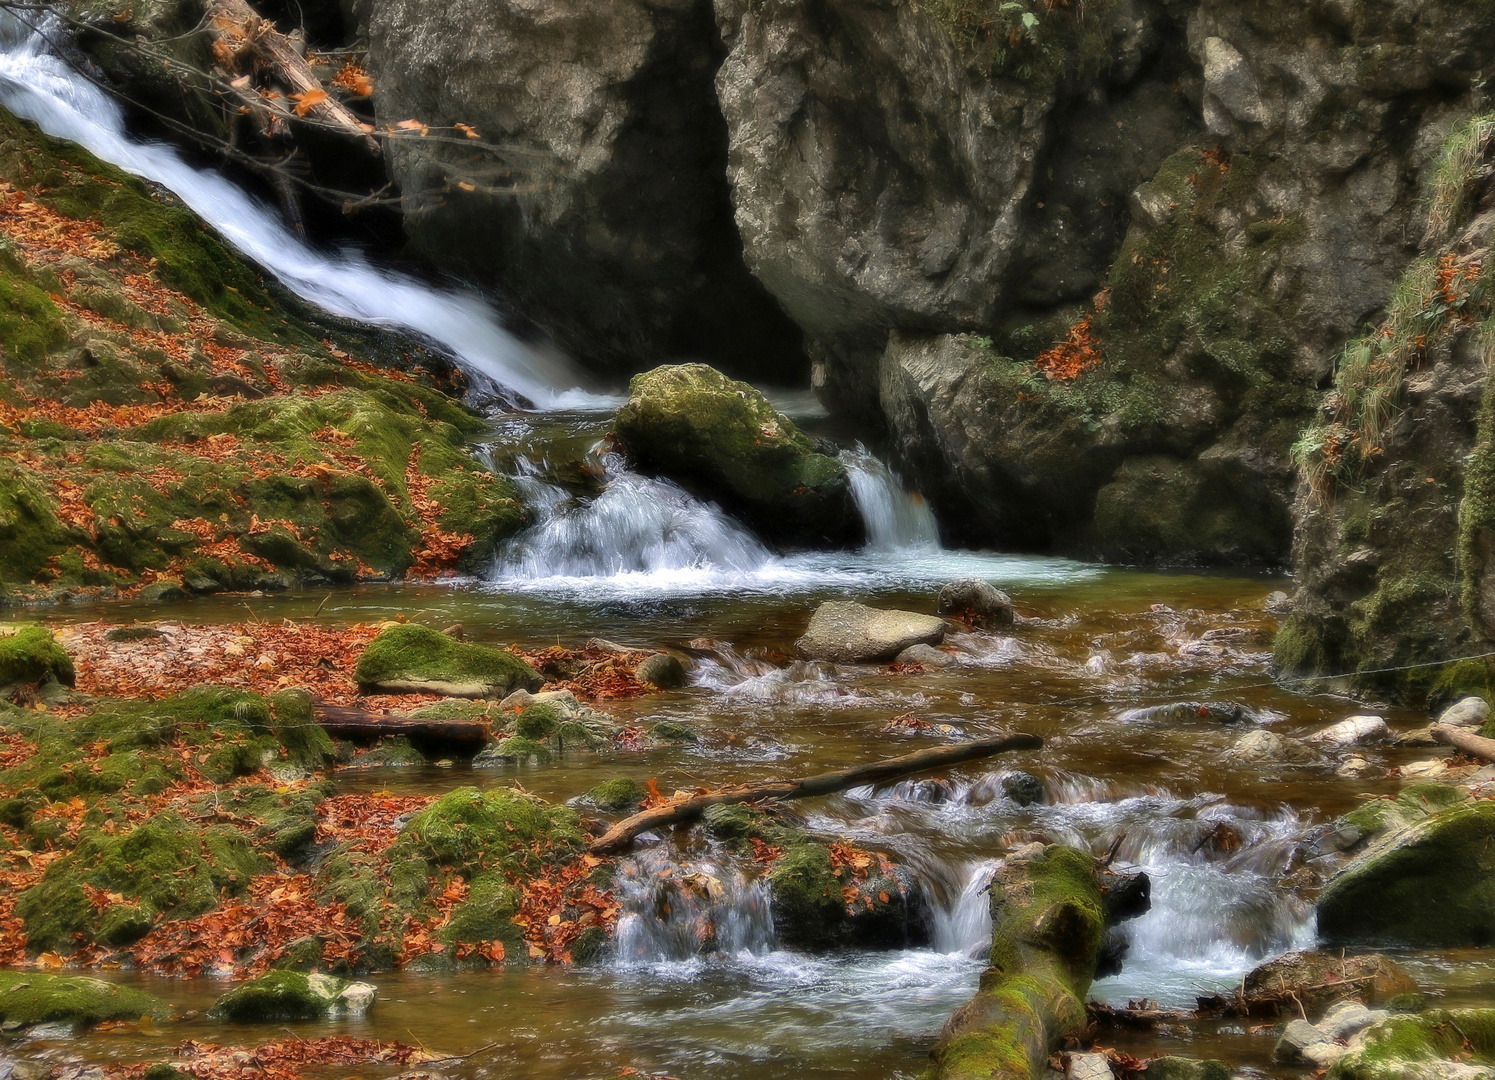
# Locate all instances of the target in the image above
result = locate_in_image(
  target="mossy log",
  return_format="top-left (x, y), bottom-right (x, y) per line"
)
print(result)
top-left (925, 846), bottom-right (1106, 1080)
top-left (314, 703), bottom-right (490, 748)
top-left (588, 732), bottom-right (1041, 855)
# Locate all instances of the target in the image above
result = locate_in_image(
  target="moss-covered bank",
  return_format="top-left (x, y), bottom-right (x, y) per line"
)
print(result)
top-left (0, 105), bottom-right (527, 603)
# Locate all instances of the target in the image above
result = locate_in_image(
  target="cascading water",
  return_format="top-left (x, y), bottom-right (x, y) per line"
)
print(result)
top-left (841, 447), bottom-right (940, 551)
top-left (0, 14), bottom-right (602, 408)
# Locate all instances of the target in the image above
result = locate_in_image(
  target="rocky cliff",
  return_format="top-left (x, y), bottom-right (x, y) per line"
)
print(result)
top-left (350, 0), bottom-right (1495, 566)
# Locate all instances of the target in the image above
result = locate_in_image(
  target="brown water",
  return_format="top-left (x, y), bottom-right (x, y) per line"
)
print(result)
top-left (4, 416), bottom-right (1481, 1079)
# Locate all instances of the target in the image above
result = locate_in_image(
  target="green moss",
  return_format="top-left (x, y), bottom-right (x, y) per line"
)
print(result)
top-left (16, 812), bottom-right (269, 953)
top-left (0, 626), bottom-right (75, 685)
top-left (389, 786), bottom-right (583, 880)
top-left (924, 0), bottom-right (1116, 89)
top-left (0, 971), bottom-right (168, 1029)
top-left (1330, 1010), bottom-right (1495, 1080)
top-left (580, 778), bottom-right (646, 813)
top-left (439, 873), bottom-right (523, 952)
top-left (0, 254), bottom-right (69, 365)
top-left (354, 624), bottom-right (543, 696)
top-left (352, 736), bottom-right (430, 767)
top-left (1272, 616), bottom-right (1340, 677)
top-left (767, 844), bottom-right (846, 949)
top-left (514, 703), bottom-right (560, 740)
top-left (647, 719), bottom-right (698, 743)
top-left (1145, 1059), bottom-right (1232, 1080)
top-left (1319, 801), bottom-right (1495, 947)
top-left (927, 846), bottom-right (1104, 1080)
top-left (208, 970), bottom-right (353, 1022)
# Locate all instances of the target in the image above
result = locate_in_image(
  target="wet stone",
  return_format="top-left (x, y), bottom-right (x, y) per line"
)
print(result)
top-left (1001, 771), bottom-right (1047, 806)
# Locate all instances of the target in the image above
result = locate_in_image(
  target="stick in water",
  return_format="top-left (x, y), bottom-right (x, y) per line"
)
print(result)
top-left (588, 732), bottom-right (1042, 855)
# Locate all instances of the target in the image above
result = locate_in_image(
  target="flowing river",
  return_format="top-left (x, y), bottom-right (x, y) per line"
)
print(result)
top-left (13, 406), bottom-right (1495, 1079)
top-left (3, 13), bottom-right (1495, 1080)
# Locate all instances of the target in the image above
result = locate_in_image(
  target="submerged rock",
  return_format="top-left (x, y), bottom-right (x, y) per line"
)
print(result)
top-left (936, 580), bottom-right (1014, 630)
top-left (1224, 730), bottom-right (1322, 764)
top-left (574, 778), bottom-right (647, 814)
top-left (896, 643), bottom-right (956, 668)
top-left (635, 653), bottom-right (688, 689)
top-left (1001, 772), bottom-right (1048, 807)
top-left (796, 601), bottom-right (948, 663)
top-left (1318, 800), bottom-right (1495, 947)
top-left (0, 972), bottom-right (168, 1031)
top-left (354, 624), bottom-right (543, 698)
top-left (209, 971), bottom-right (375, 1022)
top-left (1143, 1059), bottom-right (1231, 1080)
top-left (613, 365), bottom-right (861, 548)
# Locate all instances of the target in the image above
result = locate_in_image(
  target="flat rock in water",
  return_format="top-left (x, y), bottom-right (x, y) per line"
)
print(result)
top-left (1319, 1000), bottom-right (1387, 1041)
top-left (1274, 1018), bottom-right (1346, 1067)
top-left (1225, 729), bottom-right (1323, 764)
top-left (796, 601), bottom-right (948, 663)
top-left (1066, 1053), bottom-right (1113, 1080)
top-left (1307, 715), bottom-right (1388, 747)
top-left (896, 643), bottom-right (955, 668)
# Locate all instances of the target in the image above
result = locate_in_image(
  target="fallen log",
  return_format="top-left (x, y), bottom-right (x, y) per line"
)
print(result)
top-left (314, 703), bottom-right (489, 747)
top-left (587, 732), bottom-right (1040, 855)
top-left (1431, 722), bottom-right (1495, 762)
top-left (206, 0), bottom-right (379, 153)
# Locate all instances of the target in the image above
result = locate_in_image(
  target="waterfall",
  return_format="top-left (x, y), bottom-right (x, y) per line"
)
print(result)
top-left (0, 15), bottom-right (601, 409)
top-left (841, 447), bottom-right (940, 551)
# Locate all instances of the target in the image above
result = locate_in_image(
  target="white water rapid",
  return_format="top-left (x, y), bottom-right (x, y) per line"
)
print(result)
top-left (0, 15), bottom-right (602, 408)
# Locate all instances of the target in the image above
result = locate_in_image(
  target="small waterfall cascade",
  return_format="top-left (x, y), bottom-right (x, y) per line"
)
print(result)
top-left (490, 452), bottom-right (774, 582)
top-left (841, 447), bottom-right (940, 550)
top-left (0, 15), bottom-right (599, 409)
top-left (612, 848), bottom-right (775, 964)
top-left (487, 442), bottom-right (944, 589)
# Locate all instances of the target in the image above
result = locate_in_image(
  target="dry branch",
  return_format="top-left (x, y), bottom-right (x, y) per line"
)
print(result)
top-left (206, 0), bottom-right (378, 152)
top-left (1431, 722), bottom-right (1495, 762)
top-left (588, 732), bottom-right (1042, 855)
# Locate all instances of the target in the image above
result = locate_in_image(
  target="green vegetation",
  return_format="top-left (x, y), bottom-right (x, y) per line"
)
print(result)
top-left (0, 626), bottom-right (75, 686)
top-left (927, 846), bottom-right (1104, 1080)
top-left (924, 0), bottom-right (1117, 89)
top-left (354, 624), bottom-right (543, 696)
top-left (209, 970), bottom-right (368, 1022)
top-left (0, 971), bottom-right (168, 1029)
top-left (390, 786), bottom-right (584, 880)
top-left (579, 777), bottom-right (647, 813)
top-left (1330, 1010), bottom-right (1495, 1080)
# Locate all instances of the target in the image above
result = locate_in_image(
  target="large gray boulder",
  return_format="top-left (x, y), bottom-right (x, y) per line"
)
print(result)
top-left (614, 364), bottom-right (862, 547)
top-left (364, 0), bottom-right (801, 376)
top-left (796, 601), bottom-right (948, 663)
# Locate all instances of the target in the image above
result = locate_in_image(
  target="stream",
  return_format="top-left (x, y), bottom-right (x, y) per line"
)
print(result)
top-left (3, 12), bottom-right (1494, 1080)
top-left (13, 405), bottom-right (1495, 1079)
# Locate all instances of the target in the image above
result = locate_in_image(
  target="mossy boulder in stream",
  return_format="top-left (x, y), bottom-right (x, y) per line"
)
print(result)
top-left (354, 624), bottom-right (544, 698)
top-left (1329, 1010), bottom-right (1495, 1080)
top-left (927, 845), bottom-right (1105, 1080)
top-left (0, 972), bottom-right (169, 1030)
top-left (1318, 800), bottom-right (1495, 947)
top-left (767, 842), bottom-right (928, 949)
top-left (209, 970), bottom-right (375, 1022)
top-left (390, 786), bottom-right (584, 879)
top-left (0, 626), bottom-right (75, 687)
top-left (613, 364), bottom-right (862, 548)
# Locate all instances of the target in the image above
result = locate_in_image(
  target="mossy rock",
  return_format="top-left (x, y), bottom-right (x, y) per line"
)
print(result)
top-left (767, 844), bottom-right (845, 949)
top-left (16, 811), bottom-right (269, 953)
top-left (647, 719), bottom-right (698, 744)
top-left (577, 777), bottom-right (647, 813)
top-left (208, 970), bottom-right (372, 1022)
top-left (0, 972), bottom-right (169, 1030)
top-left (1319, 801), bottom-right (1495, 947)
top-left (477, 735), bottom-right (553, 765)
top-left (439, 874), bottom-right (524, 956)
top-left (513, 703), bottom-right (560, 739)
top-left (0, 626), bottom-right (75, 686)
top-left (1144, 1059), bottom-right (1231, 1080)
top-left (354, 624), bottom-right (543, 698)
top-left (389, 786), bottom-right (583, 879)
top-left (270, 935), bottom-right (325, 973)
top-left (613, 364), bottom-right (862, 548)
top-left (351, 736), bottom-right (430, 767)
top-left (1329, 1010), bottom-right (1495, 1080)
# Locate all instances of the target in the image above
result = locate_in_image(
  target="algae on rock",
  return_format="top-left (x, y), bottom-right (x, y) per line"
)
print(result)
top-left (354, 624), bottom-right (544, 698)
top-left (0, 971), bottom-right (169, 1030)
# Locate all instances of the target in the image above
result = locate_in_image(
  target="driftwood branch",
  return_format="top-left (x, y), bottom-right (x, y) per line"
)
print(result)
top-left (314, 703), bottom-right (489, 747)
top-left (206, 0), bottom-right (378, 152)
top-left (1431, 723), bottom-right (1495, 762)
top-left (588, 732), bottom-right (1042, 855)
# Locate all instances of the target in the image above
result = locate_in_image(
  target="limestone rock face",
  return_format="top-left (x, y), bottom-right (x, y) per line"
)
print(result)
top-left (364, 0), bottom-right (803, 376)
top-left (796, 601), bottom-right (948, 663)
top-left (614, 364), bottom-right (862, 547)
